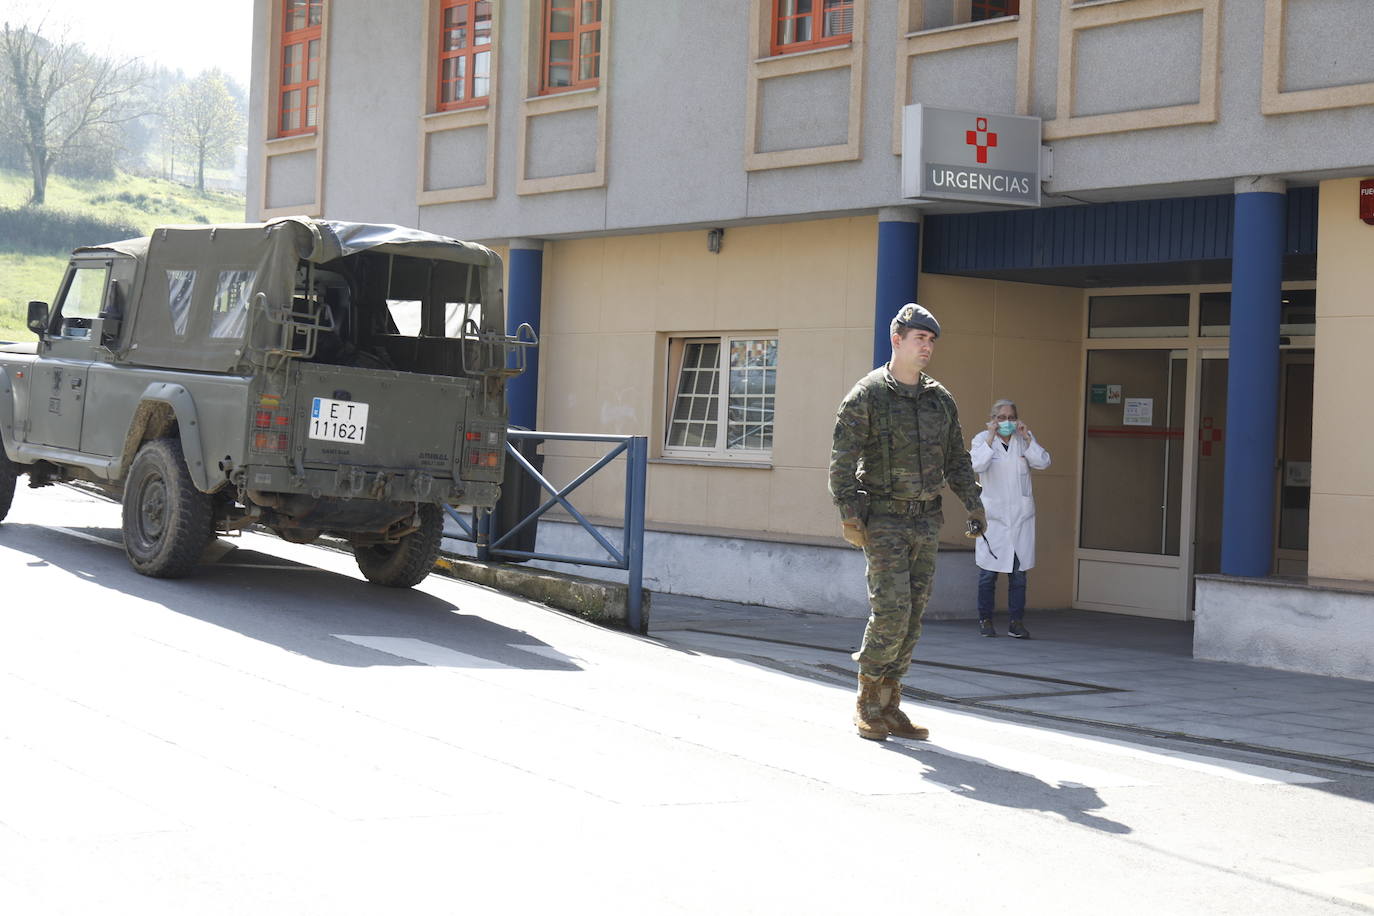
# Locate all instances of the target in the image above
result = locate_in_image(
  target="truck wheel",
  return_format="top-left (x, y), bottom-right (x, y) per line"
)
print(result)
top-left (121, 438), bottom-right (212, 578)
top-left (0, 446), bottom-right (16, 523)
top-left (353, 504), bottom-right (443, 588)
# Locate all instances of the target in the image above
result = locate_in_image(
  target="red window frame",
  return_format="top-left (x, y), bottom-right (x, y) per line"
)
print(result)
top-left (278, 0), bottom-right (323, 137)
top-left (971, 0), bottom-right (1019, 21)
top-left (437, 0), bottom-right (493, 110)
top-left (771, 0), bottom-right (853, 56)
top-left (541, 0), bottom-right (602, 94)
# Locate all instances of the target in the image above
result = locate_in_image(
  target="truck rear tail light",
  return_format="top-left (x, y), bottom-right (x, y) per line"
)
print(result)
top-left (255, 410), bottom-right (290, 430)
top-left (253, 431), bottom-right (289, 451)
top-left (467, 448), bottom-right (500, 468)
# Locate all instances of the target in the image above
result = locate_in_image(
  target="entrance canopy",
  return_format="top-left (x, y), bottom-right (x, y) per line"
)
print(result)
top-left (922, 189), bottom-right (1317, 287)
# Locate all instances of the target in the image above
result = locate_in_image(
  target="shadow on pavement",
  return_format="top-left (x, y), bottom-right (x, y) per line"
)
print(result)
top-left (880, 739), bottom-right (1133, 835)
top-left (3, 522), bottom-right (581, 672)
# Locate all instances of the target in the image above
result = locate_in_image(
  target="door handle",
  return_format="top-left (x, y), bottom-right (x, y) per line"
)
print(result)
top-left (70, 377), bottom-right (83, 389)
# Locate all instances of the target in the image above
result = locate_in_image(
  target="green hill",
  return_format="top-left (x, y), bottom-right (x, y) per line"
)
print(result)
top-left (1, 168), bottom-right (245, 339)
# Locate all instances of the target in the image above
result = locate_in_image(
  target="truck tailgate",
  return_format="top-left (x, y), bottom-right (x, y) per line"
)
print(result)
top-left (290, 364), bottom-right (475, 474)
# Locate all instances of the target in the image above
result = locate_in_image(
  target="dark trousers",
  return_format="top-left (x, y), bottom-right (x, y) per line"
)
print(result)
top-left (977, 554), bottom-right (1026, 621)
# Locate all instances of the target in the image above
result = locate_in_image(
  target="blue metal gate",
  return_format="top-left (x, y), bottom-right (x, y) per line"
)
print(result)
top-left (443, 431), bottom-right (648, 632)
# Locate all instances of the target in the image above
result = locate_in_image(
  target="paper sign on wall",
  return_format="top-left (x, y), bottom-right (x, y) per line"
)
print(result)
top-left (1123, 398), bottom-right (1153, 426)
top-left (1284, 461), bottom-right (1311, 487)
top-left (1106, 384), bottom-right (1122, 404)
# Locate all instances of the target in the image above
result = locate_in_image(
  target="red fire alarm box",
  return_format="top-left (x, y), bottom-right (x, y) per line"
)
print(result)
top-left (1362, 179), bottom-right (1374, 224)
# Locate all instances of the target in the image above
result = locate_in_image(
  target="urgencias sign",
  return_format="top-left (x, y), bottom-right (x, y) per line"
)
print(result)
top-left (902, 104), bottom-right (1042, 208)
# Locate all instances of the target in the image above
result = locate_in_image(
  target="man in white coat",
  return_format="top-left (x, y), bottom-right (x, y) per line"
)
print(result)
top-left (969, 399), bottom-right (1051, 638)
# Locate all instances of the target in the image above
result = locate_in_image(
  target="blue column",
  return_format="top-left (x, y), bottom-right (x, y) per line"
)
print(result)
top-left (1220, 179), bottom-right (1286, 577)
top-left (505, 239), bottom-right (544, 430)
top-left (873, 207), bottom-right (921, 368)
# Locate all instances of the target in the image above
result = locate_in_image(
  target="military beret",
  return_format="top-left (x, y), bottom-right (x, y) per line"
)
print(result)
top-left (894, 302), bottom-right (941, 338)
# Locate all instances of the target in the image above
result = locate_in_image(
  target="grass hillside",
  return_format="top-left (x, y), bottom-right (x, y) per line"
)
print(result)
top-left (1, 168), bottom-right (245, 340)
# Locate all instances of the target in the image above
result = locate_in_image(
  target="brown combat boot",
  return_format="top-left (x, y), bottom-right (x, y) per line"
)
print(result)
top-left (880, 677), bottom-right (930, 740)
top-left (854, 674), bottom-right (890, 741)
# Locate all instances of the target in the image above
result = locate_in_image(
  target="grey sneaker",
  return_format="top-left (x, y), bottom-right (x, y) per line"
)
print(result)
top-left (1008, 620), bottom-right (1030, 639)
top-left (978, 618), bottom-right (996, 637)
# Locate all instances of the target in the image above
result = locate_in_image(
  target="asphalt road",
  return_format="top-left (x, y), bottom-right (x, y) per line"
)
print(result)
top-left (2, 485), bottom-right (1372, 915)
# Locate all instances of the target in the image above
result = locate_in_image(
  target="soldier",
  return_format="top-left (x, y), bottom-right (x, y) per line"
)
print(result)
top-left (829, 303), bottom-right (985, 741)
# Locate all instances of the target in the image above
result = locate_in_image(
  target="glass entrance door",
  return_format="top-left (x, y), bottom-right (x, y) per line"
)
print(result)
top-left (1077, 348), bottom-right (1190, 616)
top-left (1191, 350), bottom-right (1313, 578)
top-left (1275, 352), bottom-right (1313, 576)
top-left (1192, 352), bottom-right (1228, 575)
top-left (1076, 287), bottom-right (1316, 618)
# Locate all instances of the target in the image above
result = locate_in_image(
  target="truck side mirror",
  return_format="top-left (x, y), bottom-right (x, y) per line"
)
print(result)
top-left (27, 300), bottom-right (49, 335)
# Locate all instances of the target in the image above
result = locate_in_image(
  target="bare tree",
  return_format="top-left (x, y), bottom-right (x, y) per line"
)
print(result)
top-left (167, 69), bottom-right (244, 193)
top-left (1, 19), bottom-right (146, 204)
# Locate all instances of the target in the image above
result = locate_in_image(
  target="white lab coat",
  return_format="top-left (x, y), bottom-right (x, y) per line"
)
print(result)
top-left (969, 430), bottom-right (1051, 573)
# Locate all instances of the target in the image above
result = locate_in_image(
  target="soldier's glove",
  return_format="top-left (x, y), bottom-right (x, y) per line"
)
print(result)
top-left (840, 518), bottom-right (868, 549)
top-left (965, 508), bottom-right (987, 539)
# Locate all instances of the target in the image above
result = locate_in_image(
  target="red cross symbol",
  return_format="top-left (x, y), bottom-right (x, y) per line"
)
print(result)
top-left (1199, 418), bottom-right (1223, 457)
top-left (965, 117), bottom-right (998, 164)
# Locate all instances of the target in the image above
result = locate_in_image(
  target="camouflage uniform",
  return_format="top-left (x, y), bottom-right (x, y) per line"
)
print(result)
top-left (830, 366), bottom-right (982, 680)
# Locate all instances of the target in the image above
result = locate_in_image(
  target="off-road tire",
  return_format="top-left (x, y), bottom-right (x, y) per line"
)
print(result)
top-left (353, 504), bottom-right (444, 588)
top-left (0, 445), bottom-right (17, 523)
top-left (121, 438), bottom-right (213, 578)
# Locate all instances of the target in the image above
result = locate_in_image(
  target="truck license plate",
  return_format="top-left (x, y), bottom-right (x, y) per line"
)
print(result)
top-left (309, 397), bottom-right (369, 444)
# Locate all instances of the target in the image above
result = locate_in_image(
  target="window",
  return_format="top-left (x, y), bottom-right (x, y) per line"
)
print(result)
top-left (971, 0), bottom-right (1019, 22)
top-left (1088, 294), bottom-right (1189, 339)
top-left (279, 0), bottom-right (323, 136)
top-left (386, 300), bottom-right (423, 336)
top-left (53, 264), bottom-right (109, 338)
top-left (210, 270), bottom-right (255, 339)
top-left (542, 0), bottom-right (601, 93)
top-left (665, 336), bottom-right (777, 459)
top-left (59, 267), bottom-right (108, 322)
top-left (771, 0), bottom-right (853, 56)
top-left (166, 269), bottom-right (196, 336)
top-left (438, 0), bottom-right (493, 109)
top-left (911, 0), bottom-right (1018, 31)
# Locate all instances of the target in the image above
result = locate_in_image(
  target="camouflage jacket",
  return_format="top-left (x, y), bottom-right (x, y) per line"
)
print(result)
top-left (828, 366), bottom-right (983, 519)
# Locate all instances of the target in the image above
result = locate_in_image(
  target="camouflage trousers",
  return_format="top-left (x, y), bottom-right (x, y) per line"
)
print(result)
top-left (852, 510), bottom-right (942, 680)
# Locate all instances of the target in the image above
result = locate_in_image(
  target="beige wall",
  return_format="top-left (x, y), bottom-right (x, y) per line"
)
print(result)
top-left (1308, 178), bottom-right (1374, 581)
top-left (532, 216), bottom-right (1084, 608)
top-left (920, 274), bottom-right (1084, 609)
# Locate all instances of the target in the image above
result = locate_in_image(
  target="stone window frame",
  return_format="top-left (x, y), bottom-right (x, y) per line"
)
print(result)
top-left (418, 0), bottom-right (500, 205)
top-left (259, 0), bottom-right (328, 219)
top-left (745, 0), bottom-right (866, 171)
top-left (891, 0), bottom-right (1035, 155)
top-left (1261, 0), bottom-right (1374, 116)
top-left (1042, 0), bottom-right (1221, 141)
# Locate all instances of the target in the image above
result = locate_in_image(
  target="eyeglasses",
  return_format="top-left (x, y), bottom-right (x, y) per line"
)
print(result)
top-left (993, 415), bottom-right (1017, 421)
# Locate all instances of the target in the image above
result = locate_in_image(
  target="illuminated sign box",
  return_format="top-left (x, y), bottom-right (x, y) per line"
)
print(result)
top-left (902, 104), bottom-right (1043, 208)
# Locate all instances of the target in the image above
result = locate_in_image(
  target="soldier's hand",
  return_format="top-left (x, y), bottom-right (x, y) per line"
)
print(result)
top-left (840, 518), bottom-right (868, 549)
top-left (965, 508), bottom-right (987, 539)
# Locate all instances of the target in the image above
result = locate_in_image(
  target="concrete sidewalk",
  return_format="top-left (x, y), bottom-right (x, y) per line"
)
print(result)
top-left (650, 594), bottom-right (1374, 771)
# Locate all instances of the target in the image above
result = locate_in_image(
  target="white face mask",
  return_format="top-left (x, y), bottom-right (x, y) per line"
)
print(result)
top-left (997, 420), bottom-right (1017, 436)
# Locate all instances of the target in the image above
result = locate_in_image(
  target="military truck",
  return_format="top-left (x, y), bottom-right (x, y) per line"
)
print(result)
top-left (0, 217), bottom-right (534, 587)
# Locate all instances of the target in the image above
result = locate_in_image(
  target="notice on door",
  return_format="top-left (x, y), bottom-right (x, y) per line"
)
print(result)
top-left (1123, 397), bottom-right (1153, 426)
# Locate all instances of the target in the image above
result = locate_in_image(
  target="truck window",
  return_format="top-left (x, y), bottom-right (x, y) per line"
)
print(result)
top-left (386, 299), bottom-right (422, 336)
top-left (444, 301), bottom-right (482, 337)
top-left (166, 269), bottom-right (196, 336)
top-left (211, 269), bottom-right (255, 338)
top-left (54, 264), bottom-right (110, 338)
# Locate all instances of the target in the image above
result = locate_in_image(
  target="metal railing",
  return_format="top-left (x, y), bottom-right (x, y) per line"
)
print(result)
top-left (443, 431), bottom-right (648, 632)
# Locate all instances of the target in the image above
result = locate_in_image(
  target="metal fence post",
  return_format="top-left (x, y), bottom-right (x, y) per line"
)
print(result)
top-left (626, 436), bottom-right (648, 633)
top-left (475, 508), bottom-right (491, 562)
